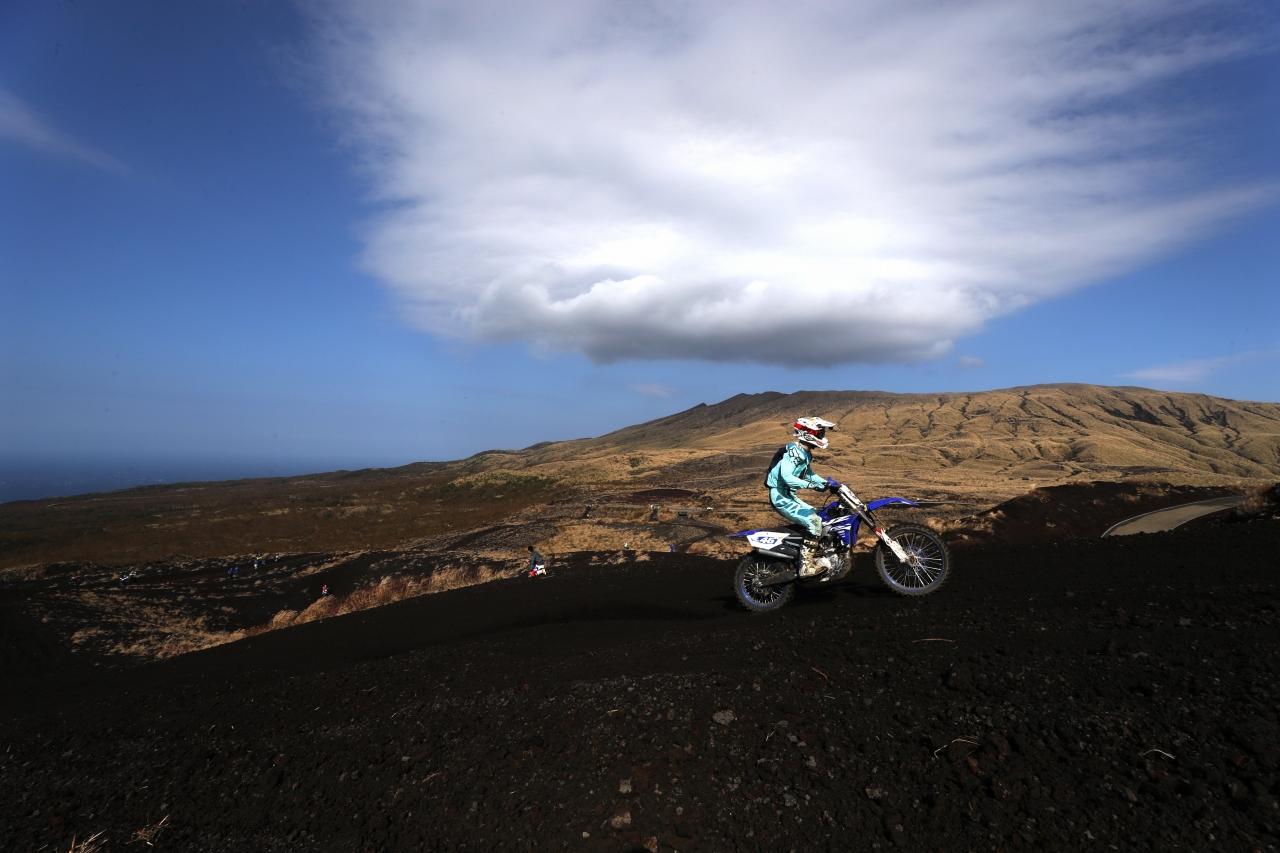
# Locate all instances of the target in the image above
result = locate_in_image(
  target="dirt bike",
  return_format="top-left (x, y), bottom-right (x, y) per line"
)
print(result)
top-left (729, 480), bottom-right (951, 612)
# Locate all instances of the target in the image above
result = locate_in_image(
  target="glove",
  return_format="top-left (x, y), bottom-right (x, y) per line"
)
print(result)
top-left (825, 477), bottom-right (841, 491)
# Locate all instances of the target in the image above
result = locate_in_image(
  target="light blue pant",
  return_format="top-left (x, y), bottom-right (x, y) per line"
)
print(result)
top-left (769, 489), bottom-right (823, 537)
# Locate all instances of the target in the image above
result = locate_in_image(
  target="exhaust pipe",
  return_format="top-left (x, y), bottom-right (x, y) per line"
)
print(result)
top-left (758, 568), bottom-right (796, 587)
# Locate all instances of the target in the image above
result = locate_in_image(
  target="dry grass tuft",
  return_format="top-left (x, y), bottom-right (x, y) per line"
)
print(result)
top-left (59, 591), bottom-right (248, 661)
top-left (128, 814), bottom-right (170, 846)
top-left (264, 563), bottom-right (517, 630)
top-left (1240, 482), bottom-right (1280, 514)
top-left (64, 831), bottom-right (107, 853)
top-left (138, 628), bottom-right (246, 660)
top-left (269, 608), bottom-right (300, 629)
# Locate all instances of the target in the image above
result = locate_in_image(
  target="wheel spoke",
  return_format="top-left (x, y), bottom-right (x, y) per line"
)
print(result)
top-left (743, 560), bottom-right (781, 604)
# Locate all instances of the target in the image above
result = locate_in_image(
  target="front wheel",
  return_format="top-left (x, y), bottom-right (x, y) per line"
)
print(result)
top-left (874, 524), bottom-right (951, 597)
top-left (734, 555), bottom-right (795, 613)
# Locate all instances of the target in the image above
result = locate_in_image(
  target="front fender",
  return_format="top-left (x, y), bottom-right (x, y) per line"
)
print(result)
top-left (866, 496), bottom-right (918, 511)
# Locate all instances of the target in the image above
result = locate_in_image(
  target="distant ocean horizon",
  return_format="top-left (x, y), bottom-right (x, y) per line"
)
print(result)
top-left (0, 456), bottom-right (411, 504)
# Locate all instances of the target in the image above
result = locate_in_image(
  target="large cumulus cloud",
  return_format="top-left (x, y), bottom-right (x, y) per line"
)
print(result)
top-left (306, 0), bottom-right (1272, 365)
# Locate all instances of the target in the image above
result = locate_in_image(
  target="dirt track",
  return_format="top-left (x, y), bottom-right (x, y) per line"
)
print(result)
top-left (3, 520), bottom-right (1279, 851)
top-left (1104, 496), bottom-right (1246, 536)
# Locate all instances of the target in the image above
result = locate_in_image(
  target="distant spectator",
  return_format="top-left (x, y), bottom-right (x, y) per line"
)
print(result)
top-left (253, 556), bottom-right (262, 572)
top-left (226, 564), bottom-right (239, 580)
top-left (527, 545), bottom-right (546, 577)
top-left (320, 583), bottom-right (330, 597)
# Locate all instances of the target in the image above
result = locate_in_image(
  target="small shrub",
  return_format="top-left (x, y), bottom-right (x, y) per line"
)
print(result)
top-left (269, 609), bottom-right (299, 629)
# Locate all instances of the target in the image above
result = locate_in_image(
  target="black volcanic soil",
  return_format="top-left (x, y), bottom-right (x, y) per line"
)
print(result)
top-left (3, 520), bottom-right (1279, 851)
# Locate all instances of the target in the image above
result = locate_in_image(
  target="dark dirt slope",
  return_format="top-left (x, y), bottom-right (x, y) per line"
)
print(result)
top-left (3, 521), bottom-right (1279, 852)
top-left (961, 482), bottom-right (1244, 544)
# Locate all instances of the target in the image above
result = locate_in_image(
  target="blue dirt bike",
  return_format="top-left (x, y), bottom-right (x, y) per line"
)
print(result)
top-left (729, 480), bottom-right (951, 612)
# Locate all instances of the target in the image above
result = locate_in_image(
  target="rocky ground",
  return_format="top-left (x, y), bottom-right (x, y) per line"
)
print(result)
top-left (2, 501), bottom-right (1278, 851)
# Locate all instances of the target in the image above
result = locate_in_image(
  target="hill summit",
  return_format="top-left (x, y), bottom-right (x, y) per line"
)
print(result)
top-left (472, 382), bottom-right (1280, 490)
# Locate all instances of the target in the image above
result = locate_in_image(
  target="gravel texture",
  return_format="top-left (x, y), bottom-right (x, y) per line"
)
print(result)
top-left (2, 520), bottom-right (1278, 851)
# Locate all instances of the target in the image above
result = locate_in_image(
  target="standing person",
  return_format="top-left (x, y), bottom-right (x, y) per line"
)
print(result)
top-left (765, 417), bottom-right (838, 577)
top-left (527, 545), bottom-right (547, 577)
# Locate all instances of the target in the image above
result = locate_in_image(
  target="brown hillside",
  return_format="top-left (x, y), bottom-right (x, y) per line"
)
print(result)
top-left (1, 384), bottom-right (1277, 567)
top-left (461, 384), bottom-right (1280, 506)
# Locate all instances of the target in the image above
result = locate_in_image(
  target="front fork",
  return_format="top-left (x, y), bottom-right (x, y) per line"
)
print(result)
top-left (853, 506), bottom-right (910, 562)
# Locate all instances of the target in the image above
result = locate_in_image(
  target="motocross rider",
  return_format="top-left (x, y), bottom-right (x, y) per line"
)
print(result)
top-left (767, 417), bottom-right (838, 577)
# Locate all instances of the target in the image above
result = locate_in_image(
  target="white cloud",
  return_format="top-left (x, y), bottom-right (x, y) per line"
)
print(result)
top-left (1124, 348), bottom-right (1278, 386)
top-left (0, 87), bottom-right (126, 174)
top-left (1124, 357), bottom-right (1230, 385)
top-left (306, 0), bottom-right (1274, 366)
top-left (629, 382), bottom-right (675, 399)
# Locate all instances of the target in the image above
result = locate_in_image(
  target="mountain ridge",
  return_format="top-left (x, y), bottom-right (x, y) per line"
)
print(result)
top-left (497, 383), bottom-right (1280, 481)
top-left (1, 383), bottom-right (1277, 567)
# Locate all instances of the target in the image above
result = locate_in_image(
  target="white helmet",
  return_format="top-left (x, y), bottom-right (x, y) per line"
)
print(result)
top-left (793, 416), bottom-right (836, 450)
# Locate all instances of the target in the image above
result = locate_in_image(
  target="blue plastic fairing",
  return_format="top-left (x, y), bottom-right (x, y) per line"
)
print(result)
top-left (867, 497), bottom-right (917, 511)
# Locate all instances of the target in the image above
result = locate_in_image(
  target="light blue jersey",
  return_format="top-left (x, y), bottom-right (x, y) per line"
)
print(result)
top-left (766, 442), bottom-right (828, 536)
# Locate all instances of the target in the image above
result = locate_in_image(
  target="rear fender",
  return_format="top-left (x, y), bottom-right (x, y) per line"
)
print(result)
top-left (731, 530), bottom-right (802, 561)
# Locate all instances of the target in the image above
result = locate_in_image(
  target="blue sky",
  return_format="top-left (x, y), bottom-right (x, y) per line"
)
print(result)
top-left (1, 1), bottom-right (1277, 501)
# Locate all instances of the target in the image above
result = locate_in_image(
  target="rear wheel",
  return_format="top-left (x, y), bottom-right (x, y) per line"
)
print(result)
top-left (874, 524), bottom-right (951, 597)
top-left (734, 555), bottom-right (795, 613)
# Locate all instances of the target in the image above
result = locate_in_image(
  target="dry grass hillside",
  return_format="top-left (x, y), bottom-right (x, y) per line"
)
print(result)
top-left (2, 384), bottom-right (1277, 568)
top-left (485, 383), bottom-right (1280, 490)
